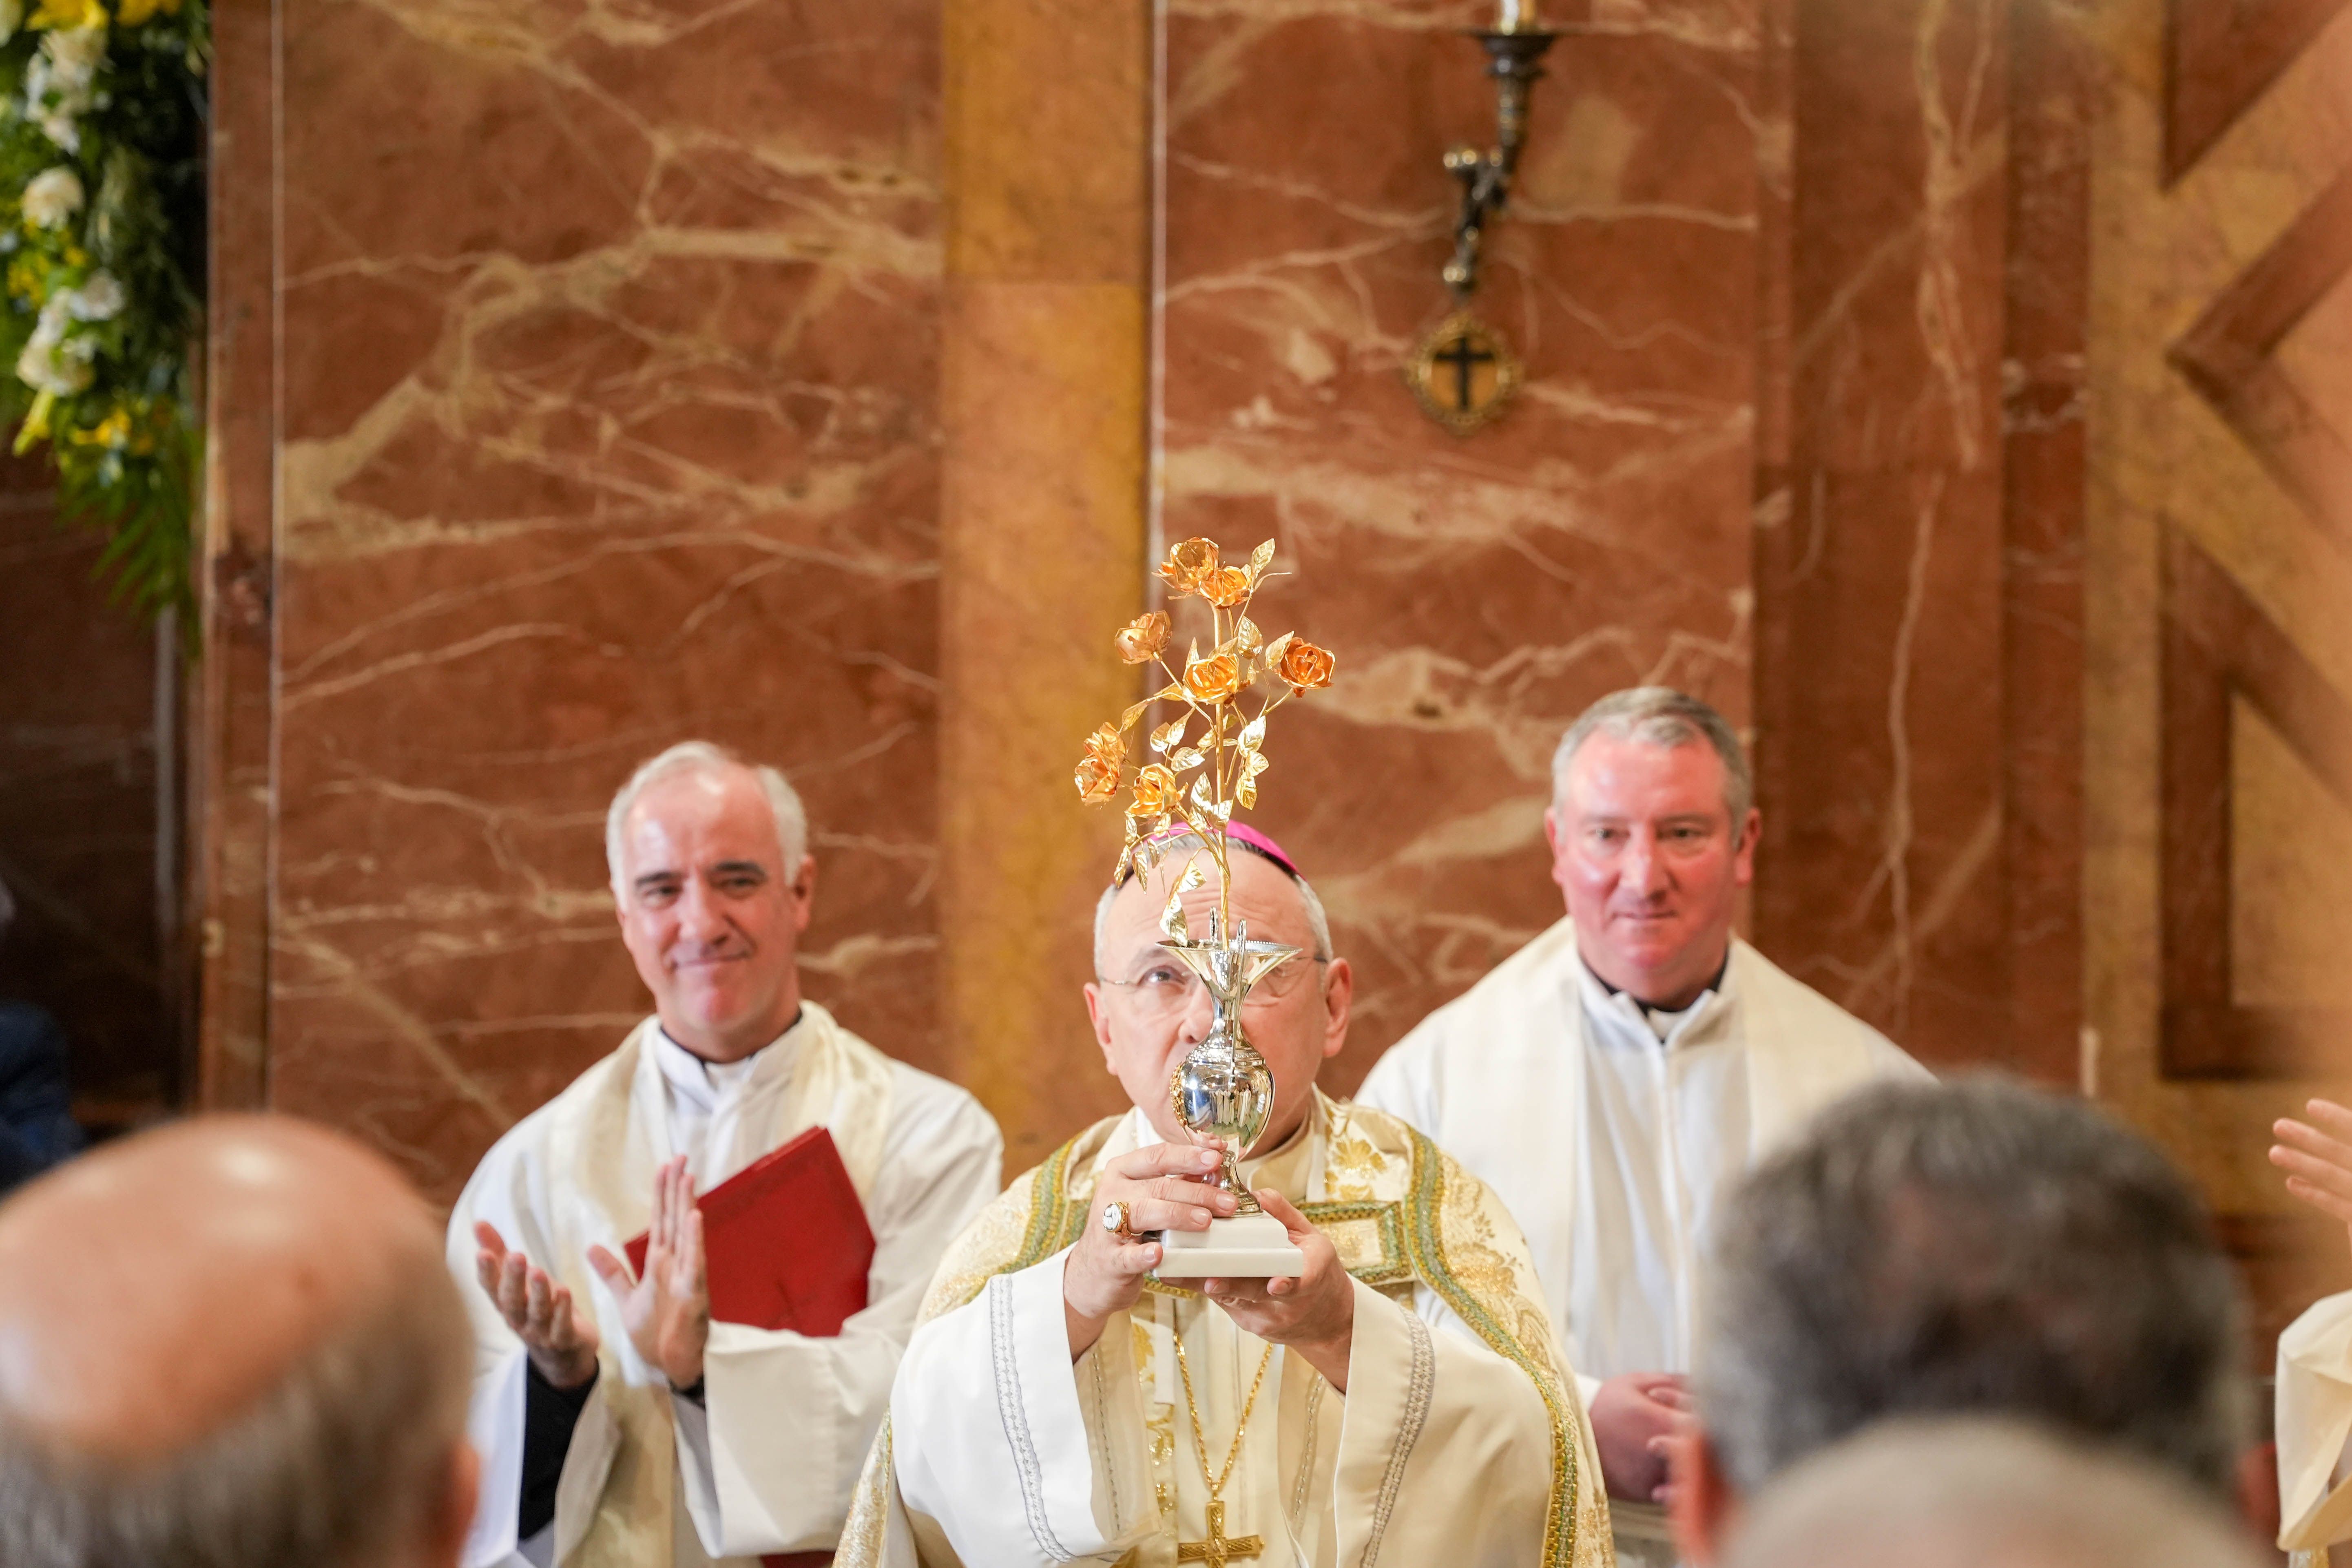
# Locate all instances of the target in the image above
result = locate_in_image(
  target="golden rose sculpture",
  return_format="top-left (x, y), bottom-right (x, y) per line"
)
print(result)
top-left (1075, 535), bottom-right (1336, 899)
top-left (1073, 535), bottom-right (1336, 1278)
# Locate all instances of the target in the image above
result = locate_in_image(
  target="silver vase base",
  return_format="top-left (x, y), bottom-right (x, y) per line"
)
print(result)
top-left (1153, 1212), bottom-right (1306, 1278)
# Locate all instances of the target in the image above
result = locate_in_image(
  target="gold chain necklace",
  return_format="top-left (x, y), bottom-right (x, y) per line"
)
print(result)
top-left (1170, 1325), bottom-right (1277, 1500)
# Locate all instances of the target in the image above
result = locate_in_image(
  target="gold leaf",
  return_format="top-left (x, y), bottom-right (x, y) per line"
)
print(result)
top-left (1237, 774), bottom-right (1257, 809)
top-left (1236, 715), bottom-right (1267, 753)
top-left (1168, 746), bottom-right (1206, 773)
top-left (1261, 631), bottom-right (1294, 670)
top-left (1150, 717), bottom-right (1187, 755)
top-left (1120, 699), bottom-right (1155, 730)
top-left (1249, 539), bottom-right (1277, 579)
top-left (1177, 859), bottom-right (1207, 893)
top-left (1235, 616), bottom-right (1264, 654)
top-left (1161, 884), bottom-right (1188, 939)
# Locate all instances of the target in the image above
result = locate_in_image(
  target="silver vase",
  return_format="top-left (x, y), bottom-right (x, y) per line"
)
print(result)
top-left (1162, 920), bottom-right (1297, 1216)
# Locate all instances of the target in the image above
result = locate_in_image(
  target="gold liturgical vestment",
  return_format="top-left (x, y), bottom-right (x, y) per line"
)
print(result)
top-left (837, 1093), bottom-right (1614, 1568)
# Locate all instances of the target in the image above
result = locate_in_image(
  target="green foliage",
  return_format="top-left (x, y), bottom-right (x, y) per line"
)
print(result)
top-left (0, 0), bottom-right (207, 629)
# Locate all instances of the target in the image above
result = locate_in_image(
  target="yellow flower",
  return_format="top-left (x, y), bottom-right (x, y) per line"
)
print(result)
top-left (71, 407), bottom-right (129, 447)
top-left (1128, 762), bottom-right (1179, 816)
top-left (27, 0), bottom-right (104, 29)
top-left (1156, 536), bottom-right (1219, 596)
top-left (1183, 651), bottom-right (1241, 703)
top-left (1082, 721), bottom-right (1124, 772)
top-left (1114, 610), bottom-right (1169, 664)
top-left (1277, 637), bottom-right (1336, 694)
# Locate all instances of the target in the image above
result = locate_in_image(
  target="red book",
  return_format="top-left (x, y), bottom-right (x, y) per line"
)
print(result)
top-left (623, 1126), bottom-right (874, 1337)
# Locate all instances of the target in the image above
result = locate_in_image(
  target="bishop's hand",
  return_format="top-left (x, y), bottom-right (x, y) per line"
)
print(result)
top-left (2272, 1097), bottom-right (2352, 1258)
top-left (587, 1155), bottom-right (710, 1390)
top-left (1197, 1189), bottom-right (1355, 1394)
top-left (1064, 1142), bottom-right (1235, 1358)
top-left (475, 1220), bottom-right (601, 1389)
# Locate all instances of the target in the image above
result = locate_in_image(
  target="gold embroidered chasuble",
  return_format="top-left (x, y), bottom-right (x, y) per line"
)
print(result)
top-left (837, 1093), bottom-right (1613, 1568)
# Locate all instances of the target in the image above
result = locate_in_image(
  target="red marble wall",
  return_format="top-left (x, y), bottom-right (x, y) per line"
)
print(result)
top-left (1750, 0), bottom-right (2023, 1071)
top-left (1158, 0), bottom-right (1765, 1089)
top-left (228, 0), bottom-right (946, 1201)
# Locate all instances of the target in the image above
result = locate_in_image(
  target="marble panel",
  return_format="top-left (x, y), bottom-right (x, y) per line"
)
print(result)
top-left (1159, 0), bottom-right (1764, 1089)
top-left (263, 0), bottom-right (945, 1203)
top-left (1751, 0), bottom-right (2013, 1069)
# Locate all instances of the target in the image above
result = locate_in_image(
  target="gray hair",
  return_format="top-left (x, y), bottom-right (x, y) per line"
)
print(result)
top-left (0, 1261), bottom-right (473, 1568)
top-left (1093, 833), bottom-right (1333, 972)
top-left (1551, 686), bottom-right (1753, 827)
top-left (1699, 1074), bottom-right (2250, 1502)
top-left (606, 741), bottom-right (808, 890)
top-left (1724, 1418), bottom-right (2268, 1568)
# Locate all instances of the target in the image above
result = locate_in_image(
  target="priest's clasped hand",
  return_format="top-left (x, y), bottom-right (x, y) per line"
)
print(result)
top-left (1064, 1142), bottom-right (1235, 1356)
top-left (475, 1220), bottom-right (601, 1389)
top-left (1197, 1188), bottom-right (1355, 1395)
top-left (587, 1155), bottom-right (712, 1391)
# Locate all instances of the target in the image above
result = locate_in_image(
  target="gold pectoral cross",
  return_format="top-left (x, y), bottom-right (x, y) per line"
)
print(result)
top-left (1177, 1499), bottom-right (1264, 1566)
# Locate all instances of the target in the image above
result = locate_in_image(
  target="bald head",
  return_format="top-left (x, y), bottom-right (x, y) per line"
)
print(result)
top-left (0, 1115), bottom-right (477, 1568)
top-left (1722, 1420), bottom-right (2266, 1568)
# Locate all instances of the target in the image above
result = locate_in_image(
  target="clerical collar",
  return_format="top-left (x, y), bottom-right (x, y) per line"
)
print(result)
top-left (652, 1007), bottom-right (805, 1112)
top-left (1578, 951), bottom-right (1730, 1045)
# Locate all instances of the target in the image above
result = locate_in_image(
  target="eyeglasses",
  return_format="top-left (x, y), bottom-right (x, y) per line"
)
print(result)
top-left (1095, 955), bottom-right (1331, 1020)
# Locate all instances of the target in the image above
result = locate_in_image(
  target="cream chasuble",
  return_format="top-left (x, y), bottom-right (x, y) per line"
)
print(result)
top-left (837, 1093), bottom-right (1613, 1568)
top-left (447, 1002), bottom-right (1003, 1568)
top-left (1356, 920), bottom-right (1925, 1562)
top-left (2279, 1290), bottom-right (2352, 1564)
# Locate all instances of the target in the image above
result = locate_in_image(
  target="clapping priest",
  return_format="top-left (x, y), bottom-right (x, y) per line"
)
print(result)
top-left (839, 826), bottom-right (1611, 1568)
top-left (447, 743), bottom-right (1003, 1566)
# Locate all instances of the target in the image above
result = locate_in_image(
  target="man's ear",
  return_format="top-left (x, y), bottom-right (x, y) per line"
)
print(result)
top-left (428, 1438), bottom-right (481, 1568)
top-left (790, 855), bottom-right (818, 932)
top-left (1083, 982), bottom-right (1118, 1073)
top-left (1666, 1426), bottom-right (1737, 1567)
top-left (1319, 957), bottom-right (1353, 1061)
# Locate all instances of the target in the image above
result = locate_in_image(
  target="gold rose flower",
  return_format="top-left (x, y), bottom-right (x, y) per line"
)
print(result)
top-left (1075, 756), bottom-right (1120, 804)
top-left (1157, 537), bottom-right (1220, 595)
top-left (1081, 721), bottom-right (1125, 770)
top-left (1184, 651), bottom-right (1242, 703)
top-left (1129, 762), bottom-right (1179, 816)
top-left (1114, 610), bottom-right (1170, 663)
top-left (1277, 638), bottom-right (1335, 693)
top-left (1201, 566), bottom-right (1252, 607)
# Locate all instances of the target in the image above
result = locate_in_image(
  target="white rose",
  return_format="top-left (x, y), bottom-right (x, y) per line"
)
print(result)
top-left (66, 271), bottom-right (122, 321)
top-left (40, 27), bottom-right (104, 95)
top-left (35, 111), bottom-right (78, 153)
top-left (21, 166), bottom-right (83, 229)
top-left (15, 335), bottom-right (89, 396)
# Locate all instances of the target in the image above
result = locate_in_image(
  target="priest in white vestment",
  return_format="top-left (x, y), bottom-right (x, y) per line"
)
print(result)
top-left (1356, 687), bottom-right (1927, 1561)
top-left (2270, 1095), bottom-right (2352, 1564)
top-left (839, 829), bottom-right (1613, 1568)
top-left (448, 743), bottom-right (1003, 1568)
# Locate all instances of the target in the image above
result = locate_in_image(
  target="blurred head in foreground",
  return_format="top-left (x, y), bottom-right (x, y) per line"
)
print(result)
top-left (1673, 1074), bottom-right (2252, 1562)
top-left (1721, 1418), bottom-right (2266, 1568)
top-left (0, 1114), bottom-right (478, 1568)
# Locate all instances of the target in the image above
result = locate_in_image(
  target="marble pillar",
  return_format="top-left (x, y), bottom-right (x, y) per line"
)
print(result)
top-left (938, 0), bottom-right (1151, 1168)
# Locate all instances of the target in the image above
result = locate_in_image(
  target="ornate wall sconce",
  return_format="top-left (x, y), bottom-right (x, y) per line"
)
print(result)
top-left (1405, 2), bottom-right (1557, 436)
